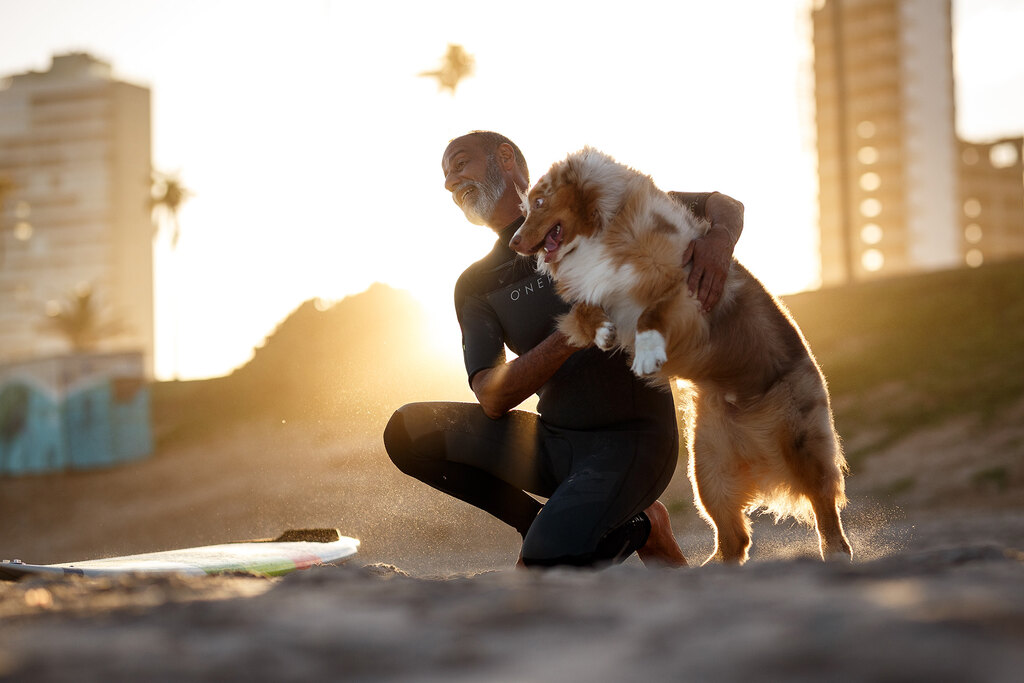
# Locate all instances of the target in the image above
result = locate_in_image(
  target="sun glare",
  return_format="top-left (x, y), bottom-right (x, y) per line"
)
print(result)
top-left (5, 1), bottom-right (841, 380)
top-left (421, 301), bottom-right (464, 364)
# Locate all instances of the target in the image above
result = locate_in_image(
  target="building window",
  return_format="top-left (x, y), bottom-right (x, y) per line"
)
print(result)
top-left (862, 249), bottom-right (885, 272)
top-left (861, 223), bottom-right (883, 245)
top-left (860, 198), bottom-right (883, 218)
top-left (857, 146), bottom-right (879, 164)
top-left (965, 249), bottom-right (984, 268)
top-left (963, 198), bottom-right (982, 219)
top-left (989, 142), bottom-right (1019, 169)
top-left (859, 172), bottom-right (881, 191)
top-left (964, 223), bottom-right (983, 244)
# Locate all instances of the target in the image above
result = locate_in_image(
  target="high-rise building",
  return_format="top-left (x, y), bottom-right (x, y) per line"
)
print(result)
top-left (958, 137), bottom-right (1024, 268)
top-left (813, 0), bottom-right (962, 285)
top-left (0, 53), bottom-right (154, 376)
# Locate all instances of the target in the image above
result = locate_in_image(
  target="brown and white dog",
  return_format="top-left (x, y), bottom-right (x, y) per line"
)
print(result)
top-left (510, 147), bottom-right (852, 564)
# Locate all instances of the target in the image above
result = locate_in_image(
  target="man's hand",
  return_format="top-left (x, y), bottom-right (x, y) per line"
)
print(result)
top-left (683, 192), bottom-right (744, 312)
top-left (682, 228), bottom-right (733, 312)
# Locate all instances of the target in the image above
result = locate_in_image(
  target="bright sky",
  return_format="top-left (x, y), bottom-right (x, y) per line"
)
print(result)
top-left (2, 0), bottom-right (1022, 379)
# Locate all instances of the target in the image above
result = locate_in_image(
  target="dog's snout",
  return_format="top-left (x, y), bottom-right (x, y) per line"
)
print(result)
top-left (509, 233), bottom-right (521, 249)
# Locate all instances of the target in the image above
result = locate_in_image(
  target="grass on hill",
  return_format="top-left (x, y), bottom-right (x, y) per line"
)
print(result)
top-left (783, 257), bottom-right (1024, 465)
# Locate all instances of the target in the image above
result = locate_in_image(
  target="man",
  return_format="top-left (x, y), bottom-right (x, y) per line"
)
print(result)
top-left (384, 131), bottom-right (744, 568)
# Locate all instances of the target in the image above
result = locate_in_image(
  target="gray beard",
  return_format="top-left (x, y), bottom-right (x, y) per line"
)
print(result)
top-left (458, 154), bottom-right (507, 226)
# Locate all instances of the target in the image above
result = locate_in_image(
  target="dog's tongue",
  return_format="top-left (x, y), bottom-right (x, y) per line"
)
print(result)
top-left (543, 224), bottom-right (563, 262)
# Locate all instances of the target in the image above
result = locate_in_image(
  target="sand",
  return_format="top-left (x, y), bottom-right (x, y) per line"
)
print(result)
top-left (2, 412), bottom-right (1023, 681)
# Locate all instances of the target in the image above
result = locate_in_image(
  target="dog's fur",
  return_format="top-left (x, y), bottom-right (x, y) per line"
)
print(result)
top-left (510, 147), bottom-right (852, 564)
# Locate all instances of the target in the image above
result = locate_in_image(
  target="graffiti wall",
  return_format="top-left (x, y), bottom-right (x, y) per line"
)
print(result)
top-left (0, 352), bottom-right (152, 475)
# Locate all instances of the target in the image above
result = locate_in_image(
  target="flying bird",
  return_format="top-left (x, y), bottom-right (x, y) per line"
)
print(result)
top-left (419, 44), bottom-right (475, 94)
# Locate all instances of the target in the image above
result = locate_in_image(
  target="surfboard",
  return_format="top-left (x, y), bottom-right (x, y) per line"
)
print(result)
top-left (0, 528), bottom-right (359, 580)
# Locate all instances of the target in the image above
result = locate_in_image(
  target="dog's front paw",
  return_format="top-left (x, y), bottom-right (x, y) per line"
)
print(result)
top-left (594, 321), bottom-right (617, 351)
top-left (632, 330), bottom-right (667, 376)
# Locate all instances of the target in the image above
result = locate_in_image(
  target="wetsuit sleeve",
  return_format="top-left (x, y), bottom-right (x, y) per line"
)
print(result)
top-left (456, 292), bottom-right (507, 388)
top-left (668, 191), bottom-right (716, 220)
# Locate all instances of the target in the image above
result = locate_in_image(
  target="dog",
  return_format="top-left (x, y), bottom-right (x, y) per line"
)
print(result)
top-left (509, 147), bottom-right (852, 564)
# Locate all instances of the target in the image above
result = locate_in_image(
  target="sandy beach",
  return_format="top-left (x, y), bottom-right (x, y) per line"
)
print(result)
top-left (1, 518), bottom-right (1023, 682)
top-left (2, 403), bottom-right (1023, 681)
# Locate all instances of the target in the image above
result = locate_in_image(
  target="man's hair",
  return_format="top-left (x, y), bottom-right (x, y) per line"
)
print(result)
top-left (464, 130), bottom-right (529, 184)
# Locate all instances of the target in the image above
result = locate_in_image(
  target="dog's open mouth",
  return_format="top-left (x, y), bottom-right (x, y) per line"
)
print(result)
top-left (541, 223), bottom-right (563, 262)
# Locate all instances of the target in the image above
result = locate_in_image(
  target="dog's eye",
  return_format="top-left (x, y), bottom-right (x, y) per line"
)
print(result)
top-left (534, 197), bottom-right (545, 209)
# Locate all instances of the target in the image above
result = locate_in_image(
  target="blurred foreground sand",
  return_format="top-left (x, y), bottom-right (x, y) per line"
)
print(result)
top-left (1, 413), bottom-right (1023, 680)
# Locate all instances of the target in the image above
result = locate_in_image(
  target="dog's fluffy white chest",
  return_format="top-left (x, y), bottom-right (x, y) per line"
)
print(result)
top-left (558, 239), bottom-right (645, 335)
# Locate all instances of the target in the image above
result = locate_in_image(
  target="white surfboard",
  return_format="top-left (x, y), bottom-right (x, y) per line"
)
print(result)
top-left (0, 528), bottom-right (359, 580)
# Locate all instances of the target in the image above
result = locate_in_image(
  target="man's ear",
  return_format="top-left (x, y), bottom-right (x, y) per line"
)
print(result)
top-left (497, 143), bottom-right (516, 171)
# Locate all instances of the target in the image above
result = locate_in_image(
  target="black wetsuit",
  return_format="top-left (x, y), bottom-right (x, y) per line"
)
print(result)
top-left (386, 194), bottom-right (713, 567)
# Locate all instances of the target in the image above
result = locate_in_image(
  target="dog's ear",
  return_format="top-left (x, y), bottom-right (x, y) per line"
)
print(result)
top-left (516, 184), bottom-right (530, 217)
top-left (583, 185), bottom-right (608, 231)
top-left (559, 155), bottom-right (596, 232)
top-left (572, 150), bottom-right (620, 231)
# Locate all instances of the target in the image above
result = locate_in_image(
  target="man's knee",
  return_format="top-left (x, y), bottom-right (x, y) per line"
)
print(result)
top-left (383, 404), bottom-right (417, 474)
top-left (383, 402), bottom-right (444, 475)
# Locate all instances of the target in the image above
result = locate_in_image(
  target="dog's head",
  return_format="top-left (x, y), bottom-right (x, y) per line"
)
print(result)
top-left (509, 148), bottom-right (625, 269)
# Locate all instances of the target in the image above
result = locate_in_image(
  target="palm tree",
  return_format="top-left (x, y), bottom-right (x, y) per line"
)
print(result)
top-left (150, 170), bottom-right (191, 247)
top-left (41, 283), bottom-right (122, 352)
top-left (150, 170), bottom-right (191, 379)
top-left (419, 44), bottom-right (475, 94)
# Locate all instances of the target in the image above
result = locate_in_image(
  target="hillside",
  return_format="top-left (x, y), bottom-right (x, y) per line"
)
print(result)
top-left (152, 259), bottom-right (1024, 509)
top-left (783, 257), bottom-right (1024, 507)
top-left (787, 257), bottom-right (1024, 448)
top-left (151, 283), bottom-right (471, 442)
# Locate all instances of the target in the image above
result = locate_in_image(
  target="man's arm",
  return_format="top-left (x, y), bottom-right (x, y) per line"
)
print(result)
top-left (471, 331), bottom-right (579, 419)
top-left (680, 192), bottom-right (745, 312)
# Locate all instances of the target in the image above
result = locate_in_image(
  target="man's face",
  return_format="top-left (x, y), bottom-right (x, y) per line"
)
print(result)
top-left (442, 137), bottom-right (507, 226)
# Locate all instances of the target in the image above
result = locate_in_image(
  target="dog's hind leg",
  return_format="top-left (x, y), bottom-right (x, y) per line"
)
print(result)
top-left (810, 494), bottom-right (852, 561)
top-left (689, 406), bottom-right (756, 564)
top-left (782, 404), bottom-right (853, 562)
top-left (807, 442), bottom-right (852, 561)
top-left (700, 489), bottom-right (754, 565)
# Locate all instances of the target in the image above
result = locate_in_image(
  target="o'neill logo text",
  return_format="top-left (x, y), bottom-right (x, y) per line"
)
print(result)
top-left (509, 276), bottom-right (548, 301)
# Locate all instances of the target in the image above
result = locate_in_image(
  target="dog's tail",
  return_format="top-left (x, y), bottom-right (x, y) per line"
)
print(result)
top-left (748, 487), bottom-right (818, 526)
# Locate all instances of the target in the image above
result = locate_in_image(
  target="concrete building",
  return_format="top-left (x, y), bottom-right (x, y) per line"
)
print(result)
top-left (958, 137), bottom-right (1024, 268)
top-left (0, 53), bottom-right (154, 376)
top-left (813, 0), bottom-right (963, 285)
